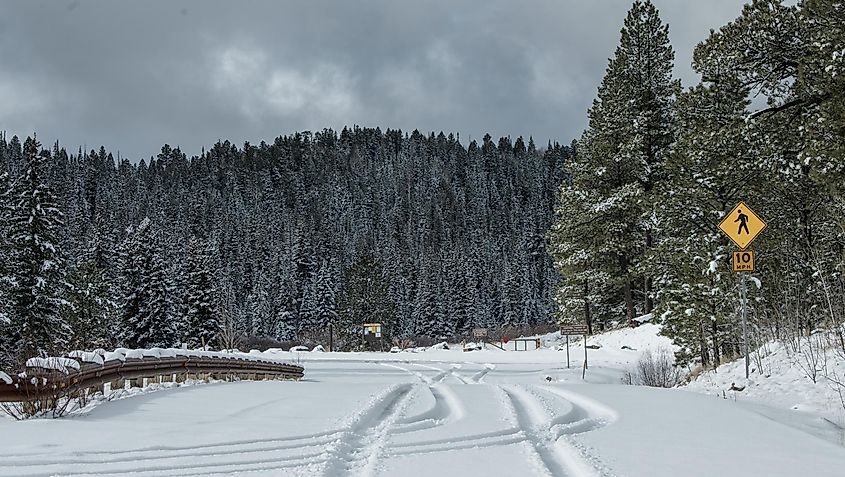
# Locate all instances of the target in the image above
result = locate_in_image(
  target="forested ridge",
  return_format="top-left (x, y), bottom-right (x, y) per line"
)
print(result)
top-left (2, 0), bottom-right (845, 378)
top-left (0, 128), bottom-right (570, 364)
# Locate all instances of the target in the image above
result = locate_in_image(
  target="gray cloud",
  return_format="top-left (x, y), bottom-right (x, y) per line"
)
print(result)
top-left (0, 0), bottom-right (747, 160)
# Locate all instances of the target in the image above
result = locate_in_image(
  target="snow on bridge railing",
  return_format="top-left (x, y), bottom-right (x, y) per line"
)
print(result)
top-left (0, 348), bottom-right (305, 404)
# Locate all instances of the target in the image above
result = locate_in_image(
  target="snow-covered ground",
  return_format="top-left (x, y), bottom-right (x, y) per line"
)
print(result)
top-left (683, 336), bottom-right (845, 444)
top-left (2, 326), bottom-right (845, 476)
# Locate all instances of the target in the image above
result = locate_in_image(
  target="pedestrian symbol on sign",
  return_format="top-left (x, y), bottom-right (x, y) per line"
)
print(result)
top-left (719, 202), bottom-right (766, 250)
top-left (735, 209), bottom-right (750, 235)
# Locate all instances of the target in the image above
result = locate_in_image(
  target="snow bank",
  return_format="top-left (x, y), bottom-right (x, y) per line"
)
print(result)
top-left (103, 352), bottom-right (126, 362)
top-left (684, 337), bottom-right (845, 425)
top-left (25, 357), bottom-right (81, 373)
top-left (0, 371), bottom-right (12, 384)
top-left (586, 323), bottom-right (676, 352)
top-left (68, 351), bottom-right (105, 365)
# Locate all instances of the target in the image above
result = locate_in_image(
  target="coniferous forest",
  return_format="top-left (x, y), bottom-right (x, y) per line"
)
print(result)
top-left (1, 0), bottom-right (844, 376)
top-left (0, 129), bottom-right (570, 364)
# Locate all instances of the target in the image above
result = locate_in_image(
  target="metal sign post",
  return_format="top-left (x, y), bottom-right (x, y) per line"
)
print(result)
top-left (566, 335), bottom-right (570, 368)
top-left (560, 324), bottom-right (589, 375)
top-left (582, 334), bottom-right (588, 380)
top-left (740, 272), bottom-right (749, 379)
top-left (719, 202), bottom-right (766, 380)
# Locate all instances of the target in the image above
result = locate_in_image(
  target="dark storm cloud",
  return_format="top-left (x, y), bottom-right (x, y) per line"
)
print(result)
top-left (0, 0), bottom-right (747, 160)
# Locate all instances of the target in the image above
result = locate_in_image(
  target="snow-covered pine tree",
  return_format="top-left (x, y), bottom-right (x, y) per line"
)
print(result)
top-left (184, 237), bottom-right (219, 349)
top-left (311, 260), bottom-right (339, 331)
top-left (119, 218), bottom-right (178, 348)
top-left (671, 0), bottom-right (845, 355)
top-left (4, 138), bottom-right (72, 360)
top-left (65, 254), bottom-right (117, 351)
top-left (0, 162), bottom-right (13, 364)
top-left (550, 0), bottom-right (677, 327)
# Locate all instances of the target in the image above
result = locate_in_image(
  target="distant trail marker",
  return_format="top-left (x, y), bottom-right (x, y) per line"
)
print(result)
top-left (719, 202), bottom-right (767, 380)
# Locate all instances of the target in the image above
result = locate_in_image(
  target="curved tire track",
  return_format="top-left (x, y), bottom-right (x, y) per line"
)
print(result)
top-left (503, 385), bottom-right (614, 477)
top-left (320, 383), bottom-right (413, 477)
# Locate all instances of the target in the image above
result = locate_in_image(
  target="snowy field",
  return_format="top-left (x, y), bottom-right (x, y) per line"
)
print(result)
top-left (2, 325), bottom-right (845, 476)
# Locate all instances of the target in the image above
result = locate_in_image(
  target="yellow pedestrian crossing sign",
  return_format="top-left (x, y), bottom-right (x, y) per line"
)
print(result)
top-left (719, 202), bottom-right (766, 249)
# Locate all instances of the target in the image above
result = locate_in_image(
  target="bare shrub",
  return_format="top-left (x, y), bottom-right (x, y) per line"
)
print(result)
top-left (1, 373), bottom-right (75, 420)
top-left (627, 347), bottom-right (683, 388)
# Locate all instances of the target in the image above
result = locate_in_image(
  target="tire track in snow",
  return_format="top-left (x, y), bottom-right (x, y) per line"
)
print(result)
top-left (470, 364), bottom-right (496, 383)
top-left (3, 435), bottom-right (338, 472)
top-left (533, 386), bottom-right (618, 438)
top-left (503, 385), bottom-right (609, 477)
top-left (320, 383), bottom-right (414, 477)
top-left (394, 384), bottom-right (464, 434)
top-left (381, 362), bottom-right (464, 434)
top-left (5, 383), bottom-right (418, 477)
top-left (6, 429), bottom-right (343, 460)
top-left (10, 451), bottom-right (328, 477)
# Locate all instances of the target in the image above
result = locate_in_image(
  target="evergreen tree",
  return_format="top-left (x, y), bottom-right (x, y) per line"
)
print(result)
top-left (184, 237), bottom-right (220, 349)
top-left (119, 218), bottom-right (178, 348)
top-left (65, 256), bottom-right (117, 351)
top-left (311, 260), bottom-right (339, 330)
top-left (651, 77), bottom-right (753, 367)
top-left (3, 138), bottom-right (72, 360)
top-left (550, 0), bottom-right (677, 327)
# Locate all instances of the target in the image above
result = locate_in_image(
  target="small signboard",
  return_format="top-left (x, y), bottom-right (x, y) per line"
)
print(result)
top-left (719, 202), bottom-right (767, 250)
top-left (472, 328), bottom-right (488, 338)
top-left (363, 323), bottom-right (382, 338)
top-left (732, 250), bottom-right (755, 273)
top-left (363, 323), bottom-right (384, 351)
top-left (560, 324), bottom-right (589, 336)
top-left (560, 323), bottom-right (589, 374)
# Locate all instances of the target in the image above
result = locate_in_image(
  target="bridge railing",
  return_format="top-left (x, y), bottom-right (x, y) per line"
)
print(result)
top-left (0, 348), bottom-right (304, 405)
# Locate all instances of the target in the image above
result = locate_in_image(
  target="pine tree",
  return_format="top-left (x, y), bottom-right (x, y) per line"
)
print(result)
top-left (3, 138), bottom-right (72, 360)
top-left (550, 0), bottom-right (677, 327)
top-left (184, 237), bottom-right (219, 349)
top-left (0, 162), bottom-right (13, 365)
top-left (119, 218), bottom-right (178, 348)
top-left (65, 256), bottom-right (117, 351)
top-left (308, 260), bottom-right (338, 330)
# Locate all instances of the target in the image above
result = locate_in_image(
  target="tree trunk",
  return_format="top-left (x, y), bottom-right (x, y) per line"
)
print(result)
top-left (644, 231), bottom-right (654, 314)
top-left (711, 318), bottom-right (720, 370)
top-left (624, 280), bottom-right (634, 326)
top-left (620, 254), bottom-right (634, 326)
top-left (583, 280), bottom-right (593, 335)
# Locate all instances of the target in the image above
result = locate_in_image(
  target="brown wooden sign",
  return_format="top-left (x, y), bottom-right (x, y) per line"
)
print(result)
top-left (560, 324), bottom-right (589, 335)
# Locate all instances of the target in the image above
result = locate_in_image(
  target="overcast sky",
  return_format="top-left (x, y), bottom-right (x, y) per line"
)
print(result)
top-left (0, 0), bottom-right (748, 160)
